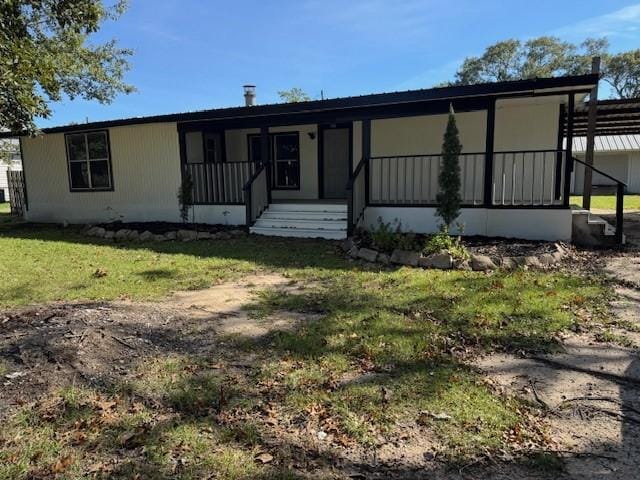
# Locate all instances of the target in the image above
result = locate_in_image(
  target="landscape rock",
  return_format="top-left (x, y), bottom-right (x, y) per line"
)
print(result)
top-left (500, 257), bottom-right (517, 270)
top-left (419, 252), bottom-right (453, 270)
top-left (126, 230), bottom-right (140, 242)
top-left (139, 231), bottom-right (154, 242)
top-left (538, 253), bottom-right (557, 266)
top-left (348, 246), bottom-right (360, 259)
top-left (390, 249), bottom-right (420, 267)
top-left (357, 248), bottom-right (379, 263)
top-left (165, 231), bottom-right (177, 240)
top-left (103, 231), bottom-right (115, 241)
top-left (87, 226), bottom-right (106, 237)
top-left (341, 238), bottom-right (355, 252)
top-left (215, 232), bottom-right (232, 240)
top-left (197, 231), bottom-right (213, 240)
top-left (471, 254), bottom-right (497, 271)
top-left (114, 229), bottom-right (131, 241)
top-left (229, 229), bottom-right (245, 237)
top-left (453, 259), bottom-right (471, 270)
top-left (177, 229), bottom-right (198, 241)
top-left (523, 255), bottom-right (543, 268)
top-left (153, 234), bottom-right (167, 242)
top-left (377, 253), bottom-right (391, 265)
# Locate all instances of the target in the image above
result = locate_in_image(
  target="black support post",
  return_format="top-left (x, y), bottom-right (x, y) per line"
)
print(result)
top-left (554, 104), bottom-right (565, 200)
top-left (582, 57), bottom-right (600, 210)
top-left (362, 119), bottom-right (371, 205)
top-left (483, 98), bottom-right (496, 206)
top-left (260, 126), bottom-right (271, 203)
top-left (563, 94), bottom-right (575, 207)
top-left (616, 182), bottom-right (624, 244)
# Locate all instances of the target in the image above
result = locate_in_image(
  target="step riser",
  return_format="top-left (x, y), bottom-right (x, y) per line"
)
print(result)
top-left (268, 204), bottom-right (347, 213)
top-left (250, 227), bottom-right (346, 240)
top-left (261, 212), bottom-right (347, 221)
top-left (254, 219), bottom-right (347, 230)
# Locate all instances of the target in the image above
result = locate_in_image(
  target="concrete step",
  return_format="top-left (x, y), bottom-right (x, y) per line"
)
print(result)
top-left (250, 226), bottom-right (347, 240)
top-left (572, 208), bottom-right (623, 246)
top-left (268, 203), bottom-right (347, 213)
top-left (260, 211), bottom-right (347, 221)
top-left (254, 218), bottom-right (347, 230)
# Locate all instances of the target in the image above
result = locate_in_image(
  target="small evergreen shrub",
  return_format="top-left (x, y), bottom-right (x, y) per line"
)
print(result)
top-left (178, 172), bottom-right (194, 223)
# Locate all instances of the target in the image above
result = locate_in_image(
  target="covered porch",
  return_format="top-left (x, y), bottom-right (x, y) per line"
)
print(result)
top-left (175, 74), bottom-right (601, 241)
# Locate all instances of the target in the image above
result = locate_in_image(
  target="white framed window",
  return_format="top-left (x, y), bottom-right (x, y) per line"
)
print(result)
top-left (65, 131), bottom-right (113, 191)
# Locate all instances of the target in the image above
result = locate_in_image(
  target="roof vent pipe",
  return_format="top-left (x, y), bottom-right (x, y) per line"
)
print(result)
top-left (243, 85), bottom-right (256, 106)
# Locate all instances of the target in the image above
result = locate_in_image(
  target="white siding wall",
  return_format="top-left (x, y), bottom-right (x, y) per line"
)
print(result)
top-left (21, 122), bottom-right (243, 224)
top-left (629, 153), bottom-right (640, 193)
top-left (364, 207), bottom-right (572, 241)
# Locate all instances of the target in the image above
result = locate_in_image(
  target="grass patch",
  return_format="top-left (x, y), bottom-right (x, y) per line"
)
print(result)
top-left (570, 194), bottom-right (640, 211)
top-left (0, 223), bottom-right (611, 474)
top-left (594, 330), bottom-right (636, 348)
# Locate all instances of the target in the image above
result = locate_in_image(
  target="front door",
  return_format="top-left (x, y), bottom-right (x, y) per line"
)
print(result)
top-left (321, 125), bottom-right (351, 199)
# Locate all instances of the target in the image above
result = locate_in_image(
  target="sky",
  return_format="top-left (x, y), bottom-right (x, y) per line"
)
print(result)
top-left (40, 0), bottom-right (640, 128)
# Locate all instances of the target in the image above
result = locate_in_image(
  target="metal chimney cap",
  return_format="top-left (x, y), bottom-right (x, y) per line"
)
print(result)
top-left (243, 85), bottom-right (256, 93)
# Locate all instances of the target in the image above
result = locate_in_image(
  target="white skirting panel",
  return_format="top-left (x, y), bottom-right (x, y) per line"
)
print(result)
top-left (363, 207), bottom-right (572, 241)
top-left (25, 203), bottom-right (246, 226)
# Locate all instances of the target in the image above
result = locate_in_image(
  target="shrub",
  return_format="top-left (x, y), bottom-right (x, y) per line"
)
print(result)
top-left (369, 217), bottom-right (418, 253)
top-left (423, 227), bottom-right (469, 261)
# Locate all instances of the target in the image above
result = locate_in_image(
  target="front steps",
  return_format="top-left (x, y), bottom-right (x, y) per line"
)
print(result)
top-left (572, 208), bottom-right (624, 247)
top-left (250, 203), bottom-right (348, 240)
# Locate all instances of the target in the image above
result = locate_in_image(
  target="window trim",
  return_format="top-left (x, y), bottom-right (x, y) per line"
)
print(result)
top-left (64, 129), bottom-right (114, 192)
top-left (247, 131), bottom-right (301, 191)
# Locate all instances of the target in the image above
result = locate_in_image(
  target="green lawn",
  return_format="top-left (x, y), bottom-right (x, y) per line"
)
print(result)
top-left (0, 202), bottom-right (9, 214)
top-left (570, 194), bottom-right (640, 210)
top-left (0, 222), bottom-right (610, 478)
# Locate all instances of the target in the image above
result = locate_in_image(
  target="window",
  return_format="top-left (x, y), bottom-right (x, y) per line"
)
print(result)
top-left (247, 132), bottom-right (300, 189)
top-left (66, 131), bottom-right (112, 190)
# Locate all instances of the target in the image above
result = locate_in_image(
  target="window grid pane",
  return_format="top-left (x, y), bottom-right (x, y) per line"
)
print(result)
top-left (66, 131), bottom-right (112, 190)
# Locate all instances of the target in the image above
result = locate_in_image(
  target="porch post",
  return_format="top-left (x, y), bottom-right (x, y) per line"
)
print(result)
top-left (582, 56), bottom-right (600, 210)
top-left (563, 94), bottom-right (575, 207)
top-left (260, 126), bottom-right (271, 203)
top-left (483, 98), bottom-right (496, 206)
top-left (362, 119), bottom-right (371, 205)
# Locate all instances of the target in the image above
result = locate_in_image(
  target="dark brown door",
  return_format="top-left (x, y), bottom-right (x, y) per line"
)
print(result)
top-left (322, 127), bottom-right (350, 199)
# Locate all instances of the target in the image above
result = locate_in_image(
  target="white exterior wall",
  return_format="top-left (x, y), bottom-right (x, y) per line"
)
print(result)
top-left (21, 122), bottom-right (245, 225)
top-left (629, 153), bottom-right (640, 193)
top-left (572, 152), bottom-right (637, 194)
top-left (364, 207), bottom-right (572, 241)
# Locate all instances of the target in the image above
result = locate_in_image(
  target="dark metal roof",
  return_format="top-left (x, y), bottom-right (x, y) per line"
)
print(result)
top-left (3, 74), bottom-right (598, 137)
top-left (564, 98), bottom-right (640, 137)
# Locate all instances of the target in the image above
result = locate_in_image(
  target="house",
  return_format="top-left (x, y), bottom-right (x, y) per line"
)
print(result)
top-left (571, 135), bottom-right (640, 195)
top-left (5, 73), bottom-right (612, 242)
top-left (0, 140), bottom-right (22, 203)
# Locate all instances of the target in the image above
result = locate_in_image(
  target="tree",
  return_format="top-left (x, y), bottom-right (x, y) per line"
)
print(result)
top-left (448, 36), bottom-right (640, 99)
top-left (278, 88), bottom-right (311, 103)
top-left (0, 0), bottom-right (134, 133)
top-left (436, 107), bottom-right (462, 230)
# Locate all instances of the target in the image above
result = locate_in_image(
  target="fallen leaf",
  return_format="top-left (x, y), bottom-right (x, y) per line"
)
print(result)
top-left (255, 452), bottom-right (274, 464)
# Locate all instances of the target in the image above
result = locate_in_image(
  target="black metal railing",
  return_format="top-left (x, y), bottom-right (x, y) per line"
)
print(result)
top-left (243, 162), bottom-right (269, 226)
top-left (572, 156), bottom-right (626, 244)
top-left (491, 150), bottom-right (567, 206)
top-left (185, 161), bottom-right (258, 205)
top-left (368, 152), bottom-right (485, 205)
top-left (346, 157), bottom-right (368, 236)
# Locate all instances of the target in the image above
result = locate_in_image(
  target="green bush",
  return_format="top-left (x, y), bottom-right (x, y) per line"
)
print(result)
top-left (423, 227), bottom-right (469, 261)
top-left (369, 217), bottom-right (418, 253)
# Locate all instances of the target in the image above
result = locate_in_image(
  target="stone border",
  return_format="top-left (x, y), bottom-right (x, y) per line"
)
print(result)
top-left (84, 226), bottom-right (246, 243)
top-left (340, 238), bottom-right (567, 271)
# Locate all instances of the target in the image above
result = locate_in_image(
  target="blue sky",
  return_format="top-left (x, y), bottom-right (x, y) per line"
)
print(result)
top-left (41, 0), bottom-right (640, 128)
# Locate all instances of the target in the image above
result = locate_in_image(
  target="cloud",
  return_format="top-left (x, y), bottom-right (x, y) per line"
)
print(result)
top-left (552, 3), bottom-right (640, 40)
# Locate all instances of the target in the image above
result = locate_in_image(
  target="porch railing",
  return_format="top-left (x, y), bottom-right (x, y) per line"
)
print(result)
top-left (243, 162), bottom-right (269, 226)
top-left (491, 150), bottom-right (567, 206)
top-left (572, 156), bottom-right (626, 243)
top-left (368, 153), bottom-right (485, 205)
top-left (346, 157), bottom-right (368, 235)
top-left (186, 161), bottom-right (258, 205)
